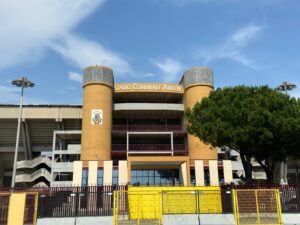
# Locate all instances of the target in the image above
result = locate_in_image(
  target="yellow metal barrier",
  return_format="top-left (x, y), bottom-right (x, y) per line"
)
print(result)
top-left (0, 193), bottom-right (10, 225)
top-left (129, 186), bottom-right (222, 215)
top-left (233, 189), bottom-right (282, 225)
top-left (113, 186), bottom-right (222, 225)
top-left (1, 192), bottom-right (38, 225)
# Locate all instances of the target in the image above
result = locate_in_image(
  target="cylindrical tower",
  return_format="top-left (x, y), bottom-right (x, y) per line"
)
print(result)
top-left (81, 66), bottom-right (114, 162)
top-left (182, 68), bottom-right (218, 163)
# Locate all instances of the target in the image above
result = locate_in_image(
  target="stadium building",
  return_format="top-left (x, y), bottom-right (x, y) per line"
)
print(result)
top-left (0, 66), bottom-right (268, 187)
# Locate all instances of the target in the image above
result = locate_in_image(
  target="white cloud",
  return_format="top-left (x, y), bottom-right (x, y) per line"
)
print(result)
top-left (51, 35), bottom-right (131, 75)
top-left (0, 85), bottom-right (47, 104)
top-left (200, 25), bottom-right (264, 68)
top-left (143, 73), bottom-right (155, 78)
top-left (0, 0), bottom-right (131, 77)
top-left (152, 58), bottom-right (183, 82)
top-left (68, 72), bottom-right (82, 84)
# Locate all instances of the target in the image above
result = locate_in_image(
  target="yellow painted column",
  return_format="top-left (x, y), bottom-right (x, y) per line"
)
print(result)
top-left (81, 66), bottom-right (114, 162)
top-left (8, 193), bottom-right (26, 225)
top-left (181, 68), bottom-right (218, 163)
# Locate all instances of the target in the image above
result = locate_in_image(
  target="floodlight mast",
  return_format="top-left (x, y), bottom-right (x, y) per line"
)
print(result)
top-left (11, 77), bottom-right (35, 188)
top-left (275, 81), bottom-right (296, 185)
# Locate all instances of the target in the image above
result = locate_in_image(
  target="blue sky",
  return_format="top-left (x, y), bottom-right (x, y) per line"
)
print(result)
top-left (0, 0), bottom-right (299, 104)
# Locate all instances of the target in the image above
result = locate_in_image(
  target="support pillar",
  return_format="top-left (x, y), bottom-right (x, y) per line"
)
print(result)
top-left (181, 68), bottom-right (218, 163)
top-left (223, 160), bottom-right (233, 184)
top-left (118, 161), bottom-right (128, 185)
top-left (73, 161), bottom-right (83, 186)
top-left (195, 160), bottom-right (205, 186)
top-left (103, 160), bottom-right (113, 186)
top-left (88, 161), bottom-right (98, 186)
top-left (209, 160), bottom-right (219, 186)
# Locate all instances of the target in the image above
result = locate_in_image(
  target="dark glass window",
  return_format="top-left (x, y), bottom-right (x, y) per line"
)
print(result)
top-left (131, 169), bottom-right (180, 186)
top-left (82, 168), bottom-right (88, 186)
top-left (97, 169), bottom-right (103, 186)
top-left (190, 168), bottom-right (195, 186)
top-left (218, 169), bottom-right (224, 185)
top-left (112, 168), bottom-right (118, 186)
top-left (204, 169), bottom-right (210, 186)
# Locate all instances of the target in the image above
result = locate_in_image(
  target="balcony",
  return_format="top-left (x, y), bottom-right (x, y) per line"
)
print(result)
top-left (111, 144), bottom-right (188, 156)
top-left (112, 124), bottom-right (184, 132)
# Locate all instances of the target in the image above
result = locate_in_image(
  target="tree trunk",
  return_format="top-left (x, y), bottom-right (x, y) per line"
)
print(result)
top-left (257, 159), bottom-right (275, 184)
top-left (240, 153), bottom-right (253, 184)
top-left (266, 169), bottom-right (274, 184)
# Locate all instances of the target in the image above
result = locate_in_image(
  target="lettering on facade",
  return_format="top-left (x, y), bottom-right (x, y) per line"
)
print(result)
top-left (114, 83), bottom-right (183, 93)
top-left (91, 109), bottom-right (103, 125)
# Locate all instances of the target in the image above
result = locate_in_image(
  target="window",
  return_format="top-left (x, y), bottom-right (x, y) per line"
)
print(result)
top-left (190, 168), bottom-right (195, 186)
top-left (131, 169), bottom-right (180, 186)
top-left (97, 169), bottom-right (103, 186)
top-left (82, 168), bottom-right (88, 186)
top-left (204, 169), bottom-right (210, 186)
top-left (218, 169), bottom-right (224, 185)
top-left (112, 168), bottom-right (118, 186)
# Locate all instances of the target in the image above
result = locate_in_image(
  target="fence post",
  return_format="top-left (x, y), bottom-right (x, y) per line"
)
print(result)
top-left (161, 191), bottom-right (164, 215)
top-left (275, 189), bottom-right (283, 225)
top-left (75, 192), bottom-right (79, 217)
top-left (255, 190), bottom-right (261, 224)
top-left (36, 193), bottom-right (41, 219)
top-left (196, 190), bottom-right (199, 214)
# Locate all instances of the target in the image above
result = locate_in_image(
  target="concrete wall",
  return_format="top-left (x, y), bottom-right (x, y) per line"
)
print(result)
top-left (164, 214), bottom-right (234, 225)
top-left (37, 217), bottom-right (113, 225)
top-left (37, 214), bottom-right (300, 225)
top-left (282, 214), bottom-right (300, 225)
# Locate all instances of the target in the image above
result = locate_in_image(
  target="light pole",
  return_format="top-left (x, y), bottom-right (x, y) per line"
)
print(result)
top-left (11, 77), bottom-right (34, 188)
top-left (275, 81), bottom-right (296, 185)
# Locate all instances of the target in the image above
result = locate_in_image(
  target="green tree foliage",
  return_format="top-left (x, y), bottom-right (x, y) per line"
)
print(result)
top-left (186, 86), bottom-right (300, 184)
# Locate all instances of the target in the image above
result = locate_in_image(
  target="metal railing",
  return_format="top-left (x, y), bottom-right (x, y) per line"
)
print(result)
top-left (232, 189), bottom-right (282, 225)
top-left (112, 144), bottom-right (188, 156)
top-left (112, 124), bottom-right (184, 132)
top-left (221, 185), bottom-right (300, 213)
top-left (0, 184), bottom-right (299, 221)
top-left (38, 186), bottom-right (127, 218)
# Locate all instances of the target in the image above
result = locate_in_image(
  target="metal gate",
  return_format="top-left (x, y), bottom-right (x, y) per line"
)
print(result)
top-left (114, 190), bottom-right (162, 225)
top-left (0, 192), bottom-right (38, 225)
top-left (233, 189), bottom-right (282, 225)
top-left (0, 193), bottom-right (9, 225)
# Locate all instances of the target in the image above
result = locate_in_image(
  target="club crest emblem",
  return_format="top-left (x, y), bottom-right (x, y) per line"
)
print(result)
top-left (91, 109), bottom-right (103, 125)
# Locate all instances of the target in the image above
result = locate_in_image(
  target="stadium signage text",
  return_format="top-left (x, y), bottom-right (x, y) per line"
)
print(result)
top-left (114, 83), bottom-right (183, 93)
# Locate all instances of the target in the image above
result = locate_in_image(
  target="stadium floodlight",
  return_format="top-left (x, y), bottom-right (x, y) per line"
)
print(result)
top-left (275, 81), bottom-right (297, 95)
top-left (11, 77), bottom-right (35, 188)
